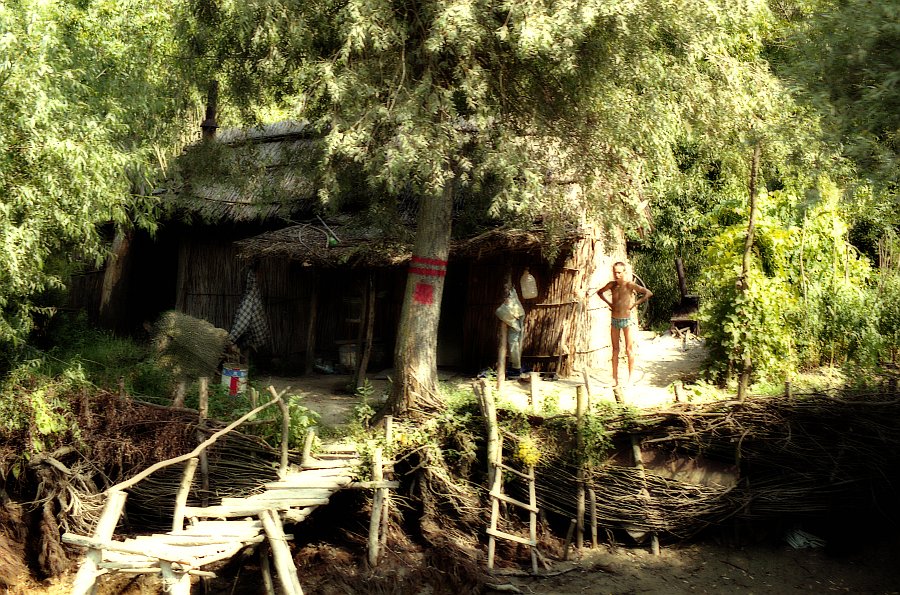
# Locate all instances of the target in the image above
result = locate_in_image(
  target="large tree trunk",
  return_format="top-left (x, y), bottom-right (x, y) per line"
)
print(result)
top-left (737, 145), bottom-right (761, 401)
top-left (386, 182), bottom-right (455, 416)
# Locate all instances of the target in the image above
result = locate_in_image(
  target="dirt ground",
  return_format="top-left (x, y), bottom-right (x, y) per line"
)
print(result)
top-left (496, 537), bottom-right (900, 594)
top-left (257, 329), bottom-right (707, 427)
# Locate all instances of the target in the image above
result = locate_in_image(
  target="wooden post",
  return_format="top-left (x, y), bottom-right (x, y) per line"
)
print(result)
top-left (528, 464), bottom-right (538, 574)
top-left (304, 272), bottom-right (319, 375)
top-left (486, 436), bottom-right (503, 570)
top-left (71, 490), bottom-right (127, 595)
top-left (575, 384), bottom-right (587, 551)
top-left (249, 387), bottom-right (259, 420)
top-left (172, 380), bottom-right (186, 408)
top-left (674, 382), bottom-right (684, 403)
top-left (478, 379), bottom-right (499, 488)
top-left (380, 416), bottom-right (393, 550)
top-left (588, 488), bottom-right (598, 548)
top-left (198, 377), bottom-right (210, 509)
top-left (302, 428), bottom-right (315, 467)
top-left (259, 542), bottom-right (276, 595)
top-left (172, 458), bottom-right (199, 533)
top-left (630, 435), bottom-right (660, 555)
top-left (497, 272), bottom-right (512, 391)
top-left (368, 447), bottom-right (385, 566)
top-left (529, 371), bottom-right (540, 413)
top-left (260, 509), bottom-right (304, 595)
top-left (784, 380), bottom-right (793, 399)
top-left (160, 560), bottom-right (192, 595)
top-left (497, 322), bottom-right (508, 392)
top-left (268, 387), bottom-right (291, 478)
top-left (562, 518), bottom-right (577, 561)
top-left (355, 273), bottom-right (376, 389)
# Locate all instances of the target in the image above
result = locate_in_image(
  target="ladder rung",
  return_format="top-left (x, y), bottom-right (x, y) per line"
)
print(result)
top-left (496, 462), bottom-right (534, 480)
top-left (489, 490), bottom-right (538, 513)
top-left (486, 527), bottom-right (534, 546)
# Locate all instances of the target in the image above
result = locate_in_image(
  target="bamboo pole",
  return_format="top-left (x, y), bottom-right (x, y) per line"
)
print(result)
top-left (71, 490), bottom-right (128, 595)
top-left (260, 509), bottom-right (304, 595)
top-left (198, 377), bottom-right (210, 508)
top-left (172, 458), bottom-right (199, 534)
top-left (368, 447), bottom-right (385, 566)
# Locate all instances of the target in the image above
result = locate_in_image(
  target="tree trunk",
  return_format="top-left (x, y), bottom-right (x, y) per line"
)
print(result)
top-left (386, 182), bottom-right (454, 416)
top-left (99, 227), bottom-right (132, 332)
top-left (737, 144), bottom-right (761, 402)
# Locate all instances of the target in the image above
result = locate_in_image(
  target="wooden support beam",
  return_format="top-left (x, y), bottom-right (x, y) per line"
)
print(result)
top-left (367, 447), bottom-right (385, 567)
top-left (260, 510), bottom-right (304, 595)
top-left (172, 458), bottom-right (199, 533)
top-left (71, 490), bottom-right (127, 595)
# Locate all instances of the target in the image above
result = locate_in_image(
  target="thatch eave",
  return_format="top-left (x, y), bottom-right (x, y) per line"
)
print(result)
top-left (235, 222), bottom-right (585, 267)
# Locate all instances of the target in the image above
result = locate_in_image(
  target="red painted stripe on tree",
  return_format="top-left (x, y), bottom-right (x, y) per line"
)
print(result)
top-left (411, 255), bottom-right (447, 267)
top-left (409, 266), bottom-right (447, 277)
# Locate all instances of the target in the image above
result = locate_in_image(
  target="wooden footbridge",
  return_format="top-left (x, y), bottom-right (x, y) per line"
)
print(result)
top-left (62, 389), bottom-right (396, 595)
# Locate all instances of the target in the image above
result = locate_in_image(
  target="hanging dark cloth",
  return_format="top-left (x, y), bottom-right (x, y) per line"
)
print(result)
top-left (228, 269), bottom-right (271, 350)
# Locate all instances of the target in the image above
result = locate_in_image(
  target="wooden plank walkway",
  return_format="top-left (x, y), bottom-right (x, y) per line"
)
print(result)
top-left (62, 391), bottom-right (397, 595)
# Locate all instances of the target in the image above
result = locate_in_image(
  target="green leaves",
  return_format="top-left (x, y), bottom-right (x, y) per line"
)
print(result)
top-left (0, 0), bottom-right (197, 344)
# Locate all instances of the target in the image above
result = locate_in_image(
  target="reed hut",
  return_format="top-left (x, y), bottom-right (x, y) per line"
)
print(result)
top-left (72, 119), bottom-right (628, 378)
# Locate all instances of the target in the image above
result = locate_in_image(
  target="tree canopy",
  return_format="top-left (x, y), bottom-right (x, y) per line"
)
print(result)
top-left (0, 0), bottom-right (196, 346)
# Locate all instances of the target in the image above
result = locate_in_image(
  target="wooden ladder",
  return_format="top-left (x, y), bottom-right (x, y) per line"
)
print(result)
top-left (476, 378), bottom-right (540, 574)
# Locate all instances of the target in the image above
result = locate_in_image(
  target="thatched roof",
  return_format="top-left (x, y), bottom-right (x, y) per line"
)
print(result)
top-left (234, 221), bottom-right (581, 267)
top-left (163, 121), bottom-right (320, 223)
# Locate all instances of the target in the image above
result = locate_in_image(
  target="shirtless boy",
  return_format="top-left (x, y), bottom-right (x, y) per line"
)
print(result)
top-left (596, 262), bottom-right (653, 387)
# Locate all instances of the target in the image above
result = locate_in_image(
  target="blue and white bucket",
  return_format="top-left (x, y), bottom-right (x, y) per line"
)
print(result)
top-left (221, 365), bottom-right (248, 396)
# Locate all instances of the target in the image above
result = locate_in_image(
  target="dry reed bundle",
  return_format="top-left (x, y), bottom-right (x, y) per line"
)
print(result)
top-left (150, 310), bottom-right (229, 380)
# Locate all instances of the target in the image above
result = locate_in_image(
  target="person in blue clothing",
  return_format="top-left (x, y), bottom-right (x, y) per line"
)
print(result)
top-left (596, 262), bottom-right (653, 387)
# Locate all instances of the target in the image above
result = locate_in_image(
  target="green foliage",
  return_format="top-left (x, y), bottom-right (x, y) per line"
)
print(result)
top-left (0, 0), bottom-right (198, 345)
top-left (0, 362), bottom-right (85, 452)
top-left (878, 272), bottom-right (900, 359)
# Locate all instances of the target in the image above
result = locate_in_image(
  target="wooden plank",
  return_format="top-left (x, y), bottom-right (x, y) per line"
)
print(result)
top-left (300, 458), bottom-right (360, 469)
top-left (489, 489), bottom-right (538, 513)
top-left (283, 467), bottom-right (354, 478)
top-left (486, 527), bottom-right (535, 547)
top-left (264, 478), bottom-right (352, 490)
top-left (63, 535), bottom-right (198, 565)
top-left (183, 520), bottom-right (263, 533)
top-left (147, 533), bottom-right (261, 546)
top-left (185, 500), bottom-right (329, 517)
top-left (243, 488), bottom-right (334, 501)
top-left (497, 462), bottom-right (534, 480)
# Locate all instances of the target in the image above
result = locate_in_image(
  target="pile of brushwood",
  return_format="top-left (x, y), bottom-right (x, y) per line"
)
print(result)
top-left (521, 390), bottom-right (900, 552)
top-left (4, 386), bottom-right (900, 593)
